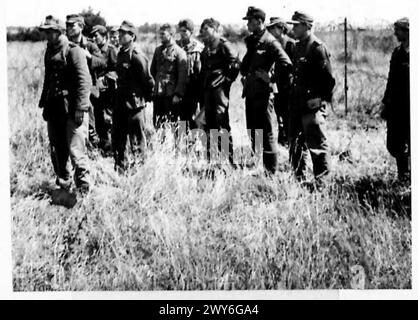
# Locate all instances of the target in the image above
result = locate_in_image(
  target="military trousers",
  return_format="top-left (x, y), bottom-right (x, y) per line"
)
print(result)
top-left (153, 96), bottom-right (180, 128)
top-left (245, 93), bottom-right (280, 173)
top-left (112, 101), bottom-right (147, 169)
top-left (204, 85), bottom-right (234, 164)
top-left (47, 109), bottom-right (90, 189)
top-left (91, 91), bottom-right (114, 153)
top-left (288, 107), bottom-right (330, 180)
top-left (386, 113), bottom-right (410, 178)
top-left (274, 90), bottom-right (290, 144)
top-left (179, 95), bottom-right (199, 131)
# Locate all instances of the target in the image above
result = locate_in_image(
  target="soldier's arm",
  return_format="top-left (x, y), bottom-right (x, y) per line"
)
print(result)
top-left (382, 50), bottom-right (396, 106)
top-left (39, 51), bottom-right (50, 108)
top-left (174, 48), bottom-right (188, 97)
top-left (150, 47), bottom-right (158, 79)
top-left (132, 53), bottom-right (155, 101)
top-left (68, 47), bottom-right (92, 111)
top-left (271, 40), bottom-right (293, 89)
top-left (88, 42), bottom-right (107, 71)
top-left (222, 41), bottom-right (240, 83)
top-left (104, 46), bottom-right (118, 83)
top-left (312, 44), bottom-right (335, 102)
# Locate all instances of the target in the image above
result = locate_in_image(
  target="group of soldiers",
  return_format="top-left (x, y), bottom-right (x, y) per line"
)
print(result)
top-left (37, 6), bottom-right (410, 195)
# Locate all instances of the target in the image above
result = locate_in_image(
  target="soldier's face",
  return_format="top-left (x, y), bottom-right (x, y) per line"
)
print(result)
top-left (292, 23), bottom-right (308, 39)
top-left (179, 27), bottom-right (192, 42)
top-left (200, 24), bottom-right (215, 43)
top-left (110, 32), bottom-right (119, 46)
top-left (119, 30), bottom-right (133, 46)
top-left (44, 29), bottom-right (61, 43)
top-left (66, 22), bottom-right (82, 38)
top-left (159, 30), bottom-right (172, 44)
top-left (394, 26), bottom-right (408, 42)
top-left (267, 25), bottom-right (283, 39)
top-left (92, 32), bottom-right (106, 46)
top-left (246, 18), bottom-right (260, 33)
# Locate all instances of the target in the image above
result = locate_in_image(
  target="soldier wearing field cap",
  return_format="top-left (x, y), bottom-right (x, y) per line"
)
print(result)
top-left (38, 15), bottom-right (92, 193)
top-left (381, 17), bottom-right (410, 181)
top-left (151, 23), bottom-right (188, 128)
top-left (287, 11), bottom-right (335, 188)
top-left (109, 26), bottom-right (120, 49)
top-left (66, 14), bottom-right (107, 149)
top-left (90, 24), bottom-right (118, 155)
top-left (241, 6), bottom-right (293, 174)
top-left (266, 16), bottom-right (296, 146)
top-left (112, 20), bottom-right (154, 171)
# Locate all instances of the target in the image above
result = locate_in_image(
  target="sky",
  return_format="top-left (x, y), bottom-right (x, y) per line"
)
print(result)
top-left (2, 0), bottom-right (416, 27)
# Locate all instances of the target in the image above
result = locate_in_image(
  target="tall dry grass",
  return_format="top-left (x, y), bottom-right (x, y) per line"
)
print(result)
top-left (8, 29), bottom-right (411, 291)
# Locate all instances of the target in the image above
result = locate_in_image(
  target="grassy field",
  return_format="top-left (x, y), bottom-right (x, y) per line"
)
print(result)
top-left (8, 28), bottom-right (411, 290)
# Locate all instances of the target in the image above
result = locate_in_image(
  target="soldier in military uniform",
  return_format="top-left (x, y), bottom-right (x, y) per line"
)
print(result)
top-left (381, 18), bottom-right (410, 181)
top-left (200, 18), bottom-right (240, 164)
top-left (90, 25), bottom-right (118, 155)
top-left (66, 14), bottom-right (107, 148)
top-left (241, 7), bottom-right (293, 174)
top-left (287, 11), bottom-right (335, 186)
top-left (177, 19), bottom-right (204, 131)
top-left (151, 24), bottom-right (188, 128)
top-left (109, 26), bottom-right (120, 49)
top-left (266, 17), bottom-right (296, 145)
top-left (38, 15), bottom-right (92, 193)
top-left (112, 21), bottom-right (154, 171)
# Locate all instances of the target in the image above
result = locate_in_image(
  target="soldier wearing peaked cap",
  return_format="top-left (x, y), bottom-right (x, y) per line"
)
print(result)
top-left (66, 14), bottom-right (107, 149)
top-left (38, 15), bottom-right (92, 193)
top-left (286, 11), bottom-right (335, 188)
top-left (90, 24), bottom-right (119, 155)
top-left (381, 17), bottom-right (410, 181)
top-left (112, 20), bottom-right (155, 171)
top-left (241, 6), bottom-right (293, 174)
top-left (267, 16), bottom-right (296, 146)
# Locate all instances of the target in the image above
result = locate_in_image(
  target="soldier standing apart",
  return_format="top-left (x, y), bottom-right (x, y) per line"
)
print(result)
top-left (90, 25), bottom-right (118, 155)
top-left (66, 14), bottom-right (107, 149)
top-left (200, 18), bottom-right (240, 165)
top-left (287, 11), bottom-right (335, 187)
top-left (38, 15), bottom-right (92, 193)
top-left (266, 17), bottom-right (296, 146)
top-left (151, 24), bottom-right (188, 128)
top-left (113, 21), bottom-right (154, 171)
top-left (381, 18), bottom-right (410, 181)
top-left (177, 19), bottom-right (204, 131)
top-left (240, 7), bottom-right (293, 174)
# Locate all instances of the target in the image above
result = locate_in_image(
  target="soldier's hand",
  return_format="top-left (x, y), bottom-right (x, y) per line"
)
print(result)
top-left (74, 110), bottom-right (84, 126)
top-left (255, 70), bottom-right (271, 83)
top-left (84, 49), bottom-right (92, 60)
top-left (172, 95), bottom-right (182, 105)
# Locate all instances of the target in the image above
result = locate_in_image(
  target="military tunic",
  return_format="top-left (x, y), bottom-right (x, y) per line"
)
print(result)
top-left (177, 38), bottom-right (204, 129)
top-left (240, 29), bottom-right (293, 173)
top-left (151, 39), bottom-right (188, 127)
top-left (113, 43), bottom-right (154, 170)
top-left (72, 35), bottom-right (107, 147)
top-left (274, 35), bottom-right (296, 144)
top-left (39, 34), bottom-right (92, 189)
top-left (382, 44), bottom-right (410, 177)
top-left (288, 34), bottom-right (335, 180)
top-left (91, 42), bottom-right (118, 153)
top-left (200, 37), bottom-right (240, 163)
